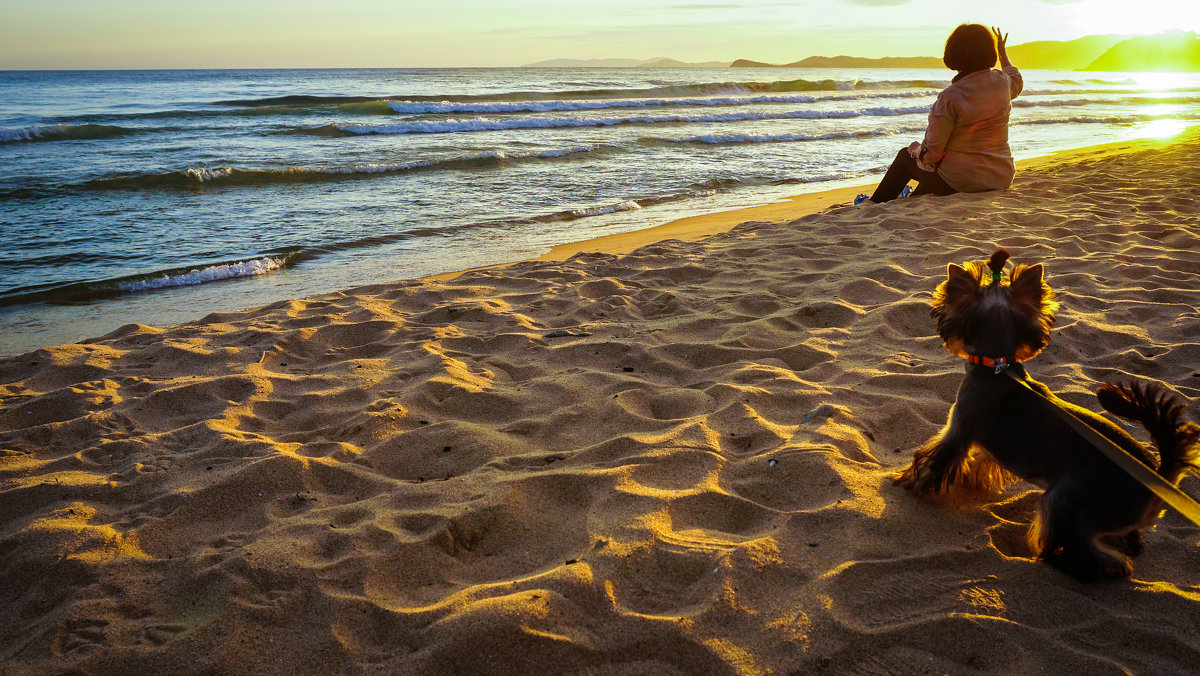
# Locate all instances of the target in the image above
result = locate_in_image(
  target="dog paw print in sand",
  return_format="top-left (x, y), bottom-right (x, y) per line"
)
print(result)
top-left (721, 449), bottom-right (851, 513)
top-left (788, 301), bottom-right (863, 331)
top-left (604, 544), bottom-right (723, 616)
top-left (983, 491), bottom-right (1040, 560)
top-left (51, 617), bottom-right (110, 657)
top-left (135, 623), bottom-right (187, 647)
top-left (822, 550), bottom-right (1005, 633)
top-left (77, 436), bottom-right (152, 470)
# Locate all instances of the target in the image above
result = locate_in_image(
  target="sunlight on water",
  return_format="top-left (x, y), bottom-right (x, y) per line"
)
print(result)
top-left (1132, 118), bottom-right (1193, 139)
top-left (1131, 72), bottom-right (1196, 92)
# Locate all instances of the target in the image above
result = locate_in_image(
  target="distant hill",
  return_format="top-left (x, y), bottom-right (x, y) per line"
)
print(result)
top-left (522, 57), bottom-right (727, 68)
top-left (1006, 35), bottom-right (1124, 70)
top-left (524, 33), bottom-right (1200, 72)
top-left (733, 36), bottom-right (1123, 70)
top-left (729, 59), bottom-right (774, 68)
top-left (639, 57), bottom-right (729, 68)
top-left (793, 56), bottom-right (943, 68)
top-left (733, 55), bottom-right (942, 68)
top-left (1084, 32), bottom-right (1200, 71)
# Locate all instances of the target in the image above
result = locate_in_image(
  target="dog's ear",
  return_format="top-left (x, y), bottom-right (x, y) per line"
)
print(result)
top-left (1010, 263), bottom-right (1060, 360)
top-left (933, 263), bottom-right (981, 316)
top-left (1010, 263), bottom-right (1046, 312)
top-left (930, 262), bottom-right (982, 355)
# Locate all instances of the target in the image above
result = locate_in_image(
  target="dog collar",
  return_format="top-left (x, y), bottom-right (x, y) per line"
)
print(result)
top-left (966, 354), bottom-right (1016, 374)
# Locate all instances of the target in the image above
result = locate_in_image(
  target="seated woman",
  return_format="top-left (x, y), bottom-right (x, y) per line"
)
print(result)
top-left (865, 25), bottom-right (1023, 203)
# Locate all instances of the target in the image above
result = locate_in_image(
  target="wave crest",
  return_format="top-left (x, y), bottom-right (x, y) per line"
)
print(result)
top-left (328, 105), bottom-right (932, 136)
top-left (647, 126), bottom-right (926, 145)
top-left (69, 147), bottom-right (605, 192)
top-left (214, 77), bottom-right (946, 108)
top-left (117, 257), bottom-right (285, 292)
top-left (382, 90), bottom-right (936, 115)
top-left (0, 124), bottom-right (137, 144)
top-left (0, 255), bottom-right (299, 308)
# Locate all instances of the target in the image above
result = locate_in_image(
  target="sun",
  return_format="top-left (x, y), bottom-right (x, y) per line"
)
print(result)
top-left (1050, 0), bottom-right (1200, 41)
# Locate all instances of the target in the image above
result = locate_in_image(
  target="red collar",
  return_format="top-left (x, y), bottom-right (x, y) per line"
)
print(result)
top-left (966, 354), bottom-right (1016, 373)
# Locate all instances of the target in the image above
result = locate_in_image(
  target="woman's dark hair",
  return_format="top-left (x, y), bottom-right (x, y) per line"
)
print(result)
top-left (943, 23), bottom-right (997, 73)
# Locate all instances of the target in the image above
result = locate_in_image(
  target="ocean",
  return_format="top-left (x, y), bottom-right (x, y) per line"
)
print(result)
top-left (2, 67), bottom-right (1198, 355)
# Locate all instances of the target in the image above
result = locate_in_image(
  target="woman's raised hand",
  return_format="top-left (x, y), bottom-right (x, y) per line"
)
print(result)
top-left (991, 27), bottom-right (1008, 53)
top-left (992, 27), bottom-right (1011, 66)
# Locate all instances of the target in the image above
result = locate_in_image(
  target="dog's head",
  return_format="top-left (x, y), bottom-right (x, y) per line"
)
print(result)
top-left (930, 248), bottom-right (1059, 362)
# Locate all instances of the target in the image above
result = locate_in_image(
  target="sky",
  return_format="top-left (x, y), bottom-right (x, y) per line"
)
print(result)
top-left (2, 0), bottom-right (1199, 69)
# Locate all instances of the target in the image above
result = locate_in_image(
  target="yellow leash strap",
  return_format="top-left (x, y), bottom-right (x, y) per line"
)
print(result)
top-left (1001, 368), bottom-right (1200, 528)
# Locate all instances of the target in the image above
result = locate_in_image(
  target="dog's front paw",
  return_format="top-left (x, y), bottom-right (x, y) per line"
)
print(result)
top-left (1043, 543), bottom-right (1134, 582)
top-left (893, 463), bottom-right (945, 500)
top-left (1102, 530), bottom-right (1145, 557)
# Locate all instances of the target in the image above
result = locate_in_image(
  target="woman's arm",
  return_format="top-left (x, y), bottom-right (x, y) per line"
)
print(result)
top-left (993, 26), bottom-right (1023, 98)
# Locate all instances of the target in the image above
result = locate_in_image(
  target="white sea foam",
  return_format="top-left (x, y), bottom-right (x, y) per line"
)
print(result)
top-left (337, 105), bottom-right (932, 135)
top-left (569, 200), bottom-right (642, 218)
top-left (859, 106), bottom-right (929, 116)
top-left (655, 127), bottom-right (925, 144)
top-left (796, 171), bottom-right (862, 183)
top-left (384, 91), bottom-right (936, 115)
top-left (379, 89), bottom-right (1195, 119)
top-left (1014, 95), bottom-right (1200, 109)
top-left (1015, 113), bottom-right (1200, 126)
top-left (184, 167), bottom-right (235, 182)
top-left (118, 257), bottom-right (285, 292)
top-left (321, 146), bottom-right (595, 172)
top-left (0, 126), bottom-right (46, 142)
top-left (0, 123), bottom-right (133, 144)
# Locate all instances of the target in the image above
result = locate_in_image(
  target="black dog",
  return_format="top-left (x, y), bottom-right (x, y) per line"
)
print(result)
top-left (895, 249), bottom-right (1200, 581)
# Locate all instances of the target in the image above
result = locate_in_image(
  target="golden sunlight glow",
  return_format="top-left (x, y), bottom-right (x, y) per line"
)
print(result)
top-left (1126, 71), bottom-right (1196, 140)
top-left (1131, 72), bottom-right (1195, 92)
top-left (1132, 118), bottom-right (1194, 139)
top-left (1129, 74), bottom-right (1194, 139)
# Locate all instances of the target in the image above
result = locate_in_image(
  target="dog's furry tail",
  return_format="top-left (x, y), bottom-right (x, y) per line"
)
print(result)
top-left (1097, 381), bottom-right (1200, 483)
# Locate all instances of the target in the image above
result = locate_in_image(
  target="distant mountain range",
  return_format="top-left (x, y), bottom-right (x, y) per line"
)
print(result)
top-left (522, 57), bottom-right (729, 68)
top-left (729, 56), bottom-right (943, 69)
top-left (523, 32), bottom-right (1200, 72)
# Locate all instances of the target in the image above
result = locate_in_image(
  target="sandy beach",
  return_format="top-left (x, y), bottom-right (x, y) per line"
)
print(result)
top-left (3, 130), bottom-right (1200, 674)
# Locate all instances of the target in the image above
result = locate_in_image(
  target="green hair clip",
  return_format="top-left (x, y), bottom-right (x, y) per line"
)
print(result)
top-left (991, 272), bottom-right (1002, 284)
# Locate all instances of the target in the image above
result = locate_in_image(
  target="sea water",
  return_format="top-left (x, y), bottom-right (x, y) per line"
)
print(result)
top-left (2, 67), bottom-right (1198, 355)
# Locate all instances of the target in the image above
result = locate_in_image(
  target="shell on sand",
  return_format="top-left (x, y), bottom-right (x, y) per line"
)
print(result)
top-left (2, 133), bottom-right (1200, 674)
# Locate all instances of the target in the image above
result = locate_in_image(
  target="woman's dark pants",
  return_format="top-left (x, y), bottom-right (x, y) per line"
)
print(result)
top-left (870, 147), bottom-right (957, 203)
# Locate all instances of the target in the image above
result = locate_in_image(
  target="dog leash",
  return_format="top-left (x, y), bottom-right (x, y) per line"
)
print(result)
top-left (999, 367), bottom-right (1200, 528)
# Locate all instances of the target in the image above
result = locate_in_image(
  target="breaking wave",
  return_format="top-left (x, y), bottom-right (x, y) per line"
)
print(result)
top-left (1, 147), bottom-right (605, 196)
top-left (646, 126), bottom-right (927, 145)
top-left (0, 255), bottom-right (297, 307)
top-left (0, 124), bottom-right (139, 143)
top-left (321, 105), bottom-right (932, 136)
top-left (214, 78), bottom-right (950, 108)
top-left (382, 91), bottom-right (936, 115)
top-left (116, 257), bottom-right (286, 292)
